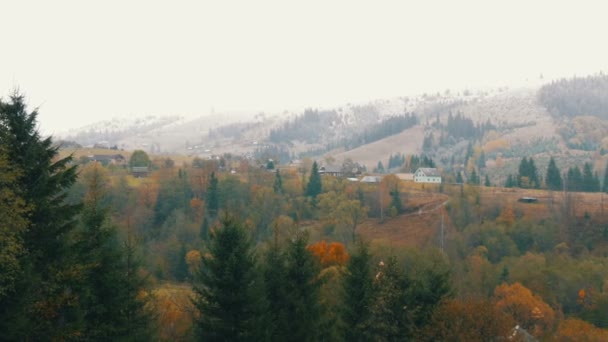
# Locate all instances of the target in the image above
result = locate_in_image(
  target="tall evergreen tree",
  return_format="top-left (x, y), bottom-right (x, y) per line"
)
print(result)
top-left (545, 157), bottom-right (562, 190)
top-left (376, 161), bottom-right (386, 173)
top-left (200, 216), bottom-right (210, 241)
top-left (468, 168), bottom-right (480, 185)
top-left (342, 242), bottom-right (373, 342)
top-left (518, 157), bottom-right (539, 188)
top-left (456, 171), bottom-right (463, 184)
top-left (206, 171), bottom-right (219, 217)
top-left (263, 234), bottom-right (289, 341)
top-left (305, 161), bottom-right (322, 199)
top-left (484, 174), bottom-right (491, 187)
top-left (76, 163), bottom-right (153, 340)
top-left (477, 150), bottom-right (486, 169)
top-left (283, 232), bottom-right (323, 341)
top-left (0, 147), bottom-right (28, 334)
top-left (390, 186), bottom-right (403, 214)
top-left (582, 162), bottom-right (600, 192)
top-left (567, 166), bottom-right (583, 191)
top-left (364, 257), bottom-right (411, 340)
top-left (273, 169), bottom-right (284, 194)
top-left (193, 216), bottom-right (266, 341)
top-left (0, 93), bottom-right (81, 340)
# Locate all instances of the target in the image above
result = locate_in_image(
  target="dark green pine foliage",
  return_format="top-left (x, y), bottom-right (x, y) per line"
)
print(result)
top-left (405, 251), bottom-right (452, 330)
top-left (567, 166), bottom-right (583, 191)
top-left (284, 232), bottom-right (323, 342)
top-left (456, 171), bottom-right (463, 184)
top-left (273, 169), bottom-right (283, 194)
top-left (206, 171), bottom-right (220, 217)
top-left (263, 236), bottom-right (289, 341)
top-left (582, 162), bottom-right (600, 192)
top-left (545, 157), bottom-right (562, 190)
top-left (0, 93), bottom-right (81, 340)
top-left (518, 157), bottom-right (540, 188)
top-left (342, 241), bottom-right (373, 342)
top-left (193, 216), bottom-right (266, 342)
top-left (200, 216), bottom-right (210, 241)
top-left (468, 168), bottom-right (480, 185)
top-left (376, 161), bottom-right (386, 173)
top-left (484, 174), bottom-right (491, 187)
top-left (305, 161), bottom-right (322, 199)
top-left (77, 166), bottom-right (153, 340)
top-left (390, 186), bottom-right (403, 214)
top-left (154, 174), bottom-right (193, 229)
top-left (364, 257), bottom-right (411, 341)
top-left (477, 150), bottom-right (486, 169)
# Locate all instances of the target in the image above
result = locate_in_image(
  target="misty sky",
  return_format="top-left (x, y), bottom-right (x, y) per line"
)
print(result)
top-left (1, 0), bottom-right (607, 135)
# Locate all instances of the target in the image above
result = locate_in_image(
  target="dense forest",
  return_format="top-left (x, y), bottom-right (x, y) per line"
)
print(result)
top-left (539, 73), bottom-right (608, 119)
top-left (5, 93), bottom-right (608, 340)
top-left (269, 109), bottom-right (340, 144)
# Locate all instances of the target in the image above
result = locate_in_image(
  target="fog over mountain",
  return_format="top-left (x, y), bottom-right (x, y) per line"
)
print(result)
top-left (2, 1), bottom-right (607, 135)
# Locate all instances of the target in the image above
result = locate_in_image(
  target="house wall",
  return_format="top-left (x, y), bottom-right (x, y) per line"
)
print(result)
top-left (414, 175), bottom-right (441, 183)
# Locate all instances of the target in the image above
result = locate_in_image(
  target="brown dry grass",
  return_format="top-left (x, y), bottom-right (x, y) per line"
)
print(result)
top-left (333, 125), bottom-right (425, 170)
top-left (356, 182), bottom-right (608, 249)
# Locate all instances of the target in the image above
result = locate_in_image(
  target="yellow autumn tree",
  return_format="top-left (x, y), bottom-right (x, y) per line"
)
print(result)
top-left (493, 282), bottom-right (556, 337)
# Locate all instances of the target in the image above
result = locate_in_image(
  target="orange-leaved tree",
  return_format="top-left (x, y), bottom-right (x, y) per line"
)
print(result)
top-left (307, 240), bottom-right (349, 268)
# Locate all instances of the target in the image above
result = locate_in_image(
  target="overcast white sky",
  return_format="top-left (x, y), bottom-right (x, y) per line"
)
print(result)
top-left (1, 0), bottom-right (607, 134)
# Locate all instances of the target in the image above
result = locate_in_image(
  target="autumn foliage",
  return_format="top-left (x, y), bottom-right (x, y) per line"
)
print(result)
top-left (493, 282), bottom-right (556, 337)
top-left (307, 240), bottom-right (349, 268)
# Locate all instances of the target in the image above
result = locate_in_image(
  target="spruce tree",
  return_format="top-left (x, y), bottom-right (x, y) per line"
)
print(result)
top-left (456, 171), bottom-right (463, 184)
top-left (76, 163), bottom-right (153, 340)
top-left (365, 257), bottom-right (411, 340)
top-left (0, 93), bottom-right (81, 340)
top-left (263, 235), bottom-right (289, 341)
top-left (582, 162), bottom-right (599, 192)
top-left (545, 157), bottom-right (562, 190)
top-left (567, 166), bottom-right (583, 191)
top-left (484, 174), bottom-right (491, 187)
top-left (342, 241), bottom-right (373, 342)
top-left (273, 169), bottom-right (284, 194)
top-left (283, 232), bottom-right (323, 341)
top-left (0, 147), bottom-right (28, 341)
top-left (390, 186), bottom-right (403, 214)
top-left (468, 168), bottom-right (479, 185)
top-left (200, 216), bottom-right (210, 241)
top-left (305, 161), bottom-right (322, 199)
top-left (206, 171), bottom-right (219, 217)
top-left (193, 216), bottom-right (266, 341)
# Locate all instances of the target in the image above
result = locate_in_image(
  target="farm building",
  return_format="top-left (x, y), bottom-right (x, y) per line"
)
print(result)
top-left (414, 168), bottom-right (441, 183)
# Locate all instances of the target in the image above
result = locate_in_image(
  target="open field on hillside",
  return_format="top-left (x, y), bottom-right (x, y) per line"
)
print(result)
top-left (333, 125), bottom-right (424, 170)
top-left (357, 182), bottom-right (608, 249)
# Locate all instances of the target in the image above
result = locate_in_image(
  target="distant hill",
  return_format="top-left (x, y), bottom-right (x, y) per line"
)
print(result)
top-left (59, 74), bottom-right (608, 187)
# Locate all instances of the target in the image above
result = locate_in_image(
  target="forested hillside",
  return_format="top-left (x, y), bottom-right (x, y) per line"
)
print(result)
top-left (539, 73), bottom-right (608, 119)
top-left (7, 86), bottom-right (608, 340)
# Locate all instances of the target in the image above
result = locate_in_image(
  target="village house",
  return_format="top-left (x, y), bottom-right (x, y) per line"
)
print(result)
top-left (414, 168), bottom-right (442, 183)
top-left (131, 166), bottom-right (149, 178)
top-left (319, 165), bottom-right (343, 177)
top-left (88, 154), bottom-right (126, 166)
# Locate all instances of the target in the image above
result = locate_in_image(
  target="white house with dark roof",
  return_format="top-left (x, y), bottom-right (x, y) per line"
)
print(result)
top-left (414, 168), bottom-right (441, 183)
